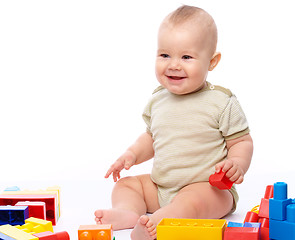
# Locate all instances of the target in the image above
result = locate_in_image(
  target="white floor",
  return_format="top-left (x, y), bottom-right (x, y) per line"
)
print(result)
top-left (1, 170), bottom-right (294, 240)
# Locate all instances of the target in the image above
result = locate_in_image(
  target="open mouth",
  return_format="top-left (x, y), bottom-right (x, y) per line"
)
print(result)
top-left (167, 76), bottom-right (186, 80)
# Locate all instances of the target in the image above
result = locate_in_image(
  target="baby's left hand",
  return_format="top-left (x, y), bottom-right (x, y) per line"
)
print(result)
top-left (214, 158), bottom-right (245, 184)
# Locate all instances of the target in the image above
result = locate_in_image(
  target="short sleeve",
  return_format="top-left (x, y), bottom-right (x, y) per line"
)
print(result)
top-left (142, 86), bottom-right (164, 136)
top-left (219, 95), bottom-right (250, 140)
top-left (142, 99), bottom-right (152, 135)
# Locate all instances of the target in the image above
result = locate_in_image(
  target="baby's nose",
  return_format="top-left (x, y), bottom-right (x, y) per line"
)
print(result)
top-left (168, 58), bottom-right (181, 70)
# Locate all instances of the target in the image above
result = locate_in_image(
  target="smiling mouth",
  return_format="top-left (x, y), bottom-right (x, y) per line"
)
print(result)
top-left (167, 76), bottom-right (186, 80)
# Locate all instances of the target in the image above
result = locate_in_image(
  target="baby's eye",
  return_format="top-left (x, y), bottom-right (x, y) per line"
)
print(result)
top-left (160, 54), bottom-right (170, 58)
top-left (182, 55), bottom-right (193, 60)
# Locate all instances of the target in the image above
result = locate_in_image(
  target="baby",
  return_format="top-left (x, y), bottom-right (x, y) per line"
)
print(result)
top-left (95, 5), bottom-right (253, 240)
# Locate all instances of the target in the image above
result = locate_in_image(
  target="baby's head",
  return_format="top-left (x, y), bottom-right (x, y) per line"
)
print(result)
top-left (156, 5), bottom-right (221, 95)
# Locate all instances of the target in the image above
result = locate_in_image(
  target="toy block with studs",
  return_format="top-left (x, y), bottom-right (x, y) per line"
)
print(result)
top-left (0, 206), bottom-right (29, 226)
top-left (33, 231), bottom-right (70, 240)
top-left (0, 231), bottom-right (16, 240)
top-left (242, 184), bottom-right (274, 240)
top-left (269, 182), bottom-right (295, 240)
top-left (0, 224), bottom-right (38, 240)
top-left (157, 218), bottom-right (226, 240)
top-left (1, 186), bottom-right (60, 225)
top-left (259, 185), bottom-right (273, 219)
top-left (78, 224), bottom-right (113, 240)
top-left (15, 201), bottom-right (46, 220)
top-left (224, 225), bottom-right (260, 240)
top-left (0, 194), bottom-right (58, 225)
top-left (209, 171), bottom-right (234, 190)
top-left (17, 217), bottom-right (53, 234)
top-left (4, 187), bottom-right (21, 192)
top-left (244, 211), bottom-right (259, 223)
top-left (269, 182), bottom-right (292, 221)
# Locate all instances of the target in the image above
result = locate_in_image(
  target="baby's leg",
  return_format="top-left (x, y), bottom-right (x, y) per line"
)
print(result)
top-left (95, 174), bottom-right (159, 230)
top-left (131, 182), bottom-right (233, 240)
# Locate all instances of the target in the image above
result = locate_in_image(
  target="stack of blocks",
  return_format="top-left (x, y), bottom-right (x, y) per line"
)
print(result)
top-left (3, 182), bottom-right (293, 240)
top-left (0, 186), bottom-right (60, 225)
top-left (155, 182), bottom-right (295, 240)
top-left (269, 182), bottom-right (295, 240)
top-left (0, 186), bottom-right (69, 240)
top-left (242, 184), bottom-right (273, 240)
top-left (0, 217), bottom-right (69, 240)
top-left (223, 184), bottom-right (274, 240)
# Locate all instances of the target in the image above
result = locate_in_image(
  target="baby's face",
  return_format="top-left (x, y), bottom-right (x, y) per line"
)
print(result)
top-left (155, 21), bottom-right (214, 95)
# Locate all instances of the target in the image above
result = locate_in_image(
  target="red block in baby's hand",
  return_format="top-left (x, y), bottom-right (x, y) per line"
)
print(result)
top-left (209, 171), bottom-right (234, 190)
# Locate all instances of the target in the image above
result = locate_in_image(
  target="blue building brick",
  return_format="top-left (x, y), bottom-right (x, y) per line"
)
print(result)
top-left (3, 186), bottom-right (20, 192)
top-left (227, 221), bottom-right (244, 227)
top-left (0, 232), bottom-right (16, 240)
top-left (270, 219), bottom-right (295, 240)
top-left (0, 206), bottom-right (29, 226)
top-left (269, 182), bottom-right (295, 240)
top-left (244, 222), bottom-right (261, 228)
top-left (270, 198), bottom-right (292, 221)
top-left (273, 182), bottom-right (288, 200)
top-left (270, 182), bottom-right (292, 221)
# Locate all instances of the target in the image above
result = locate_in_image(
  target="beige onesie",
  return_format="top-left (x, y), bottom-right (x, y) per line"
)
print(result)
top-left (143, 82), bottom-right (249, 208)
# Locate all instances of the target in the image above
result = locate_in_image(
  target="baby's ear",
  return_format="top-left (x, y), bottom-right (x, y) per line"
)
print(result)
top-left (209, 52), bottom-right (221, 71)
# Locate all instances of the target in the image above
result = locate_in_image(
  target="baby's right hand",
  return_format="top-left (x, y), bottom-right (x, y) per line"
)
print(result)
top-left (105, 150), bottom-right (137, 182)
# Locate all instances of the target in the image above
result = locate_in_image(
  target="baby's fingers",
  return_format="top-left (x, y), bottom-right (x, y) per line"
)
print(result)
top-left (220, 159), bottom-right (234, 173)
top-left (215, 159), bottom-right (233, 173)
top-left (105, 166), bottom-right (121, 182)
top-left (105, 167), bottom-right (115, 179)
top-left (229, 172), bottom-right (243, 184)
top-left (214, 161), bottom-right (225, 173)
top-left (227, 168), bottom-right (244, 184)
top-left (234, 175), bottom-right (244, 184)
top-left (112, 171), bottom-right (121, 182)
top-left (105, 165), bottom-right (120, 180)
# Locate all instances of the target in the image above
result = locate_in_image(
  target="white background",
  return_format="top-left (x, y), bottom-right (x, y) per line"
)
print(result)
top-left (1, 0), bottom-right (295, 182)
top-left (1, 1), bottom-right (295, 239)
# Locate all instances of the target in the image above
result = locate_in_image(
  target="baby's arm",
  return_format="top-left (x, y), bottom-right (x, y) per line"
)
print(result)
top-left (215, 134), bottom-right (253, 184)
top-left (105, 132), bottom-right (154, 182)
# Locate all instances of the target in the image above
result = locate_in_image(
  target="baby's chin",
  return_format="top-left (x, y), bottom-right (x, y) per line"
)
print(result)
top-left (165, 85), bottom-right (206, 95)
top-left (161, 78), bottom-right (207, 95)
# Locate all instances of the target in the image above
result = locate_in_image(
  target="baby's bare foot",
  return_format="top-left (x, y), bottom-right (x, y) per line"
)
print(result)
top-left (130, 215), bottom-right (157, 240)
top-left (94, 209), bottom-right (139, 230)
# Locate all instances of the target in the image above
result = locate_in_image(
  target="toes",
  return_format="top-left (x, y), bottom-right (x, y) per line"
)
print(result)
top-left (138, 215), bottom-right (157, 239)
top-left (139, 215), bottom-right (150, 225)
top-left (146, 220), bottom-right (154, 228)
top-left (95, 217), bottom-right (102, 224)
top-left (149, 228), bottom-right (157, 237)
top-left (147, 224), bottom-right (155, 232)
top-left (94, 209), bottom-right (103, 218)
top-left (94, 210), bottom-right (104, 224)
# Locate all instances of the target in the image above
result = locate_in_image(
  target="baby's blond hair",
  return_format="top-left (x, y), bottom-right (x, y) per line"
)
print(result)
top-left (166, 5), bottom-right (218, 56)
top-left (168, 5), bottom-right (204, 25)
